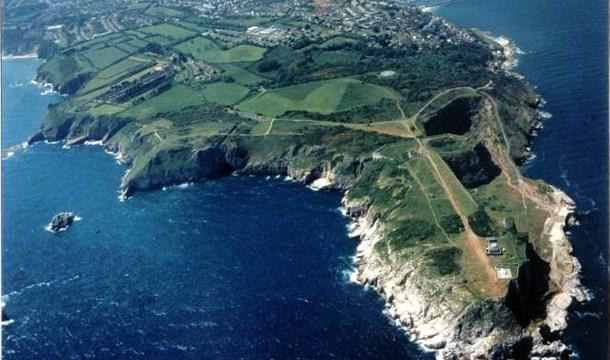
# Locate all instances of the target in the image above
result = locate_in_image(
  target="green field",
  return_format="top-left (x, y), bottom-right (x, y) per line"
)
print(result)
top-left (126, 38), bottom-right (149, 49)
top-left (216, 16), bottom-right (272, 27)
top-left (312, 50), bottom-right (360, 66)
top-left (98, 58), bottom-right (148, 79)
top-left (320, 36), bottom-right (359, 48)
top-left (140, 23), bottom-right (197, 40)
top-left (218, 64), bottom-right (266, 85)
top-left (120, 84), bottom-right (205, 119)
top-left (175, 37), bottom-right (267, 63)
top-left (144, 6), bottom-right (185, 18)
top-left (125, 30), bottom-right (149, 39)
top-left (178, 21), bottom-right (211, 32)
top-left (201, 82), bottom-right (250, 106)
top-left (145, 35), bottom-right (176, 46)
top-left (67, 33), bottom-right (126, 52)
top-left (425, 151), bottom-right (478, 215)
top-left (38, 55), bottom-right (97, 85)
top-left (82, 46), bottom-right (129, 69)
top-left (238, 78), bottom-right (399, 117)
top-left (89, 104), bottom-right (127, 116)
top-left (115, 42), bottom-right (139, 53)
top-left (78, 58), bottom-right (151, 94)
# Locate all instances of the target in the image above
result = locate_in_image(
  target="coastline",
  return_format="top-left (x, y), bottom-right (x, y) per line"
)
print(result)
top-left (23, 62), bottom-right (586, 357)
top-left (12, 7), bottom-right (590, 358)
top-left (475, 20), bottom-right (590, 347)
top-left (340, 181), bottom-right (588, 358)
top-left (1, 53), bottom-right (38, 60)
top-left (343, 196), bottom-right (458, 353)
top-left (335, 23), bottom-right (588, 356)
top-left (473, 21), bottom-right (589, 335)
top-left (543, 187), bottom-right (588, 332)
top-left (22, 94), bottom-right (586, 357)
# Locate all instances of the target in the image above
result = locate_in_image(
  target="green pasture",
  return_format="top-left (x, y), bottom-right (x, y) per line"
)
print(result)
top-left (119, 84), bottom-right (205, 119)
top-left (201, 82), bottom-right (250, 106)
top-left (175, 37), bottom-right (266, 63)
top-left (238, 78), bottom-right (399, 117)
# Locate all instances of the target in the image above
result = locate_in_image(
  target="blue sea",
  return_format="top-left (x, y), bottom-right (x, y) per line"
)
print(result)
top-left (2, 0), bottom-right (608, 358)
top-left (1, 62), bottom-right (430, 358)
top-left (436, 0), bottom-right (608, 358)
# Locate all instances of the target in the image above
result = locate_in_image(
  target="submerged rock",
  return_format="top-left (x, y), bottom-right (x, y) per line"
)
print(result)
top-left (48, 212), bottom-right (76, 232)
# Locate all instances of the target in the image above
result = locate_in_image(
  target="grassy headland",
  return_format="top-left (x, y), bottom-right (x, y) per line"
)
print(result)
top-left (21, 0), bottom-right (579, 357)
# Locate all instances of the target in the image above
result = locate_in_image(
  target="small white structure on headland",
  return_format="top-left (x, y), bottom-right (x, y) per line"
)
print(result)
top-left (406, 149), bottom-right (421, 159)
top-left (379, 70), bottom-right (396, 77)
top-left (485, 237), bottom-right (503, 256)
top-left (495, 266), bottom-right (512, 280)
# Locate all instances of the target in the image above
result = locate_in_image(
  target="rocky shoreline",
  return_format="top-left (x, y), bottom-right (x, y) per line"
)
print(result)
top-left (342, 183), bottom-right (586, 359)
top-left (24, 104), bottom-right (587, 358)
top-left (94, 131), bottom-right (587, 357)
top-left (542, 187), bottom-right (588, 332)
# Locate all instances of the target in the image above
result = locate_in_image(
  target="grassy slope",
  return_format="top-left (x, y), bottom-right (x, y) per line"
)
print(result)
top-left (202, 82), bottom-right (250, 105)
top-left (119, 84), bottom-right (205, 120)
top-left (238, 78), bottom-right (398, 117)
top-left (82, 46), bottom-right (129, 69)
top-left (140, 23), bottom-right (197, 40)
top-left (218, 64), bottom-right (266, 85)
top-left (175, 37), bottom-right (267, 63)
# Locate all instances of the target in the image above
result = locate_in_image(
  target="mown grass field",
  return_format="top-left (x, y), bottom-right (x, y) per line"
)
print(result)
top-left (119, 84), bottom-right (205, 119)
top-left (177, 21), bottom-right (210, 32)
top-left (218, 64), bottom-right (266, 85)
top-left (126, 38), bottom-right (149, 49)
top-left (175, 37), bottom-right (267, 63)
top-left (201, 82), bottom-right (249, 106)
top-left (217, 16), bottom-right (272, 27)
top-left (238, 78), bottom-right (399, 117)
top-left (145, 35), bottom-right (176, 46)
top-left (144, 6), bottom-right (185, 18)
top-left (78, 57), bottom-right (155, 95)
top-left (312, 50), bottom-right (360, 66)
top-left (89, 103), bottom-right (127, 116)
top-left (97, 57), bottom-right (148, 79)
top-left (115, 42), bottom-right (139, 53)
top-left (140, 23), bottom-right (196, 40)
top-left (67, 33), bottom-right (126, 52)
top-left (82, 46), bottom-right (128, 69)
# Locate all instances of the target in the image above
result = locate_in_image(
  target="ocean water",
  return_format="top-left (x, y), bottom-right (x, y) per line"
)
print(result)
top-left (1, 58), bottom-right (61, 148)
top-left (1, 61), bottom-right (430, 359)
top-left (436, 0), bottom-right (609, 358)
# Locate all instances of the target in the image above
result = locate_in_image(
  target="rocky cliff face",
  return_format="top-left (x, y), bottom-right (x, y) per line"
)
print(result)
top-left (342, 188), bottom-right (584, 359)
top-left (505, 243), bottom-right (551, 327)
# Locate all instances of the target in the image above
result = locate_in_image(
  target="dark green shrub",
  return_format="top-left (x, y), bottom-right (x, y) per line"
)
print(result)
top-left (440, 214), bottom-right (464, 234)
top-left (428, 247), bottom-right (462, 275)
top-left (467, 206), bottom-right (495, 236)
top-left (388, 219), bottom-right (436, 250)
